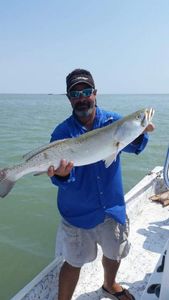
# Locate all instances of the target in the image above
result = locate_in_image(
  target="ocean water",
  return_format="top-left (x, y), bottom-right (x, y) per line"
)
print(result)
top-left (0, 94), bottom-right (169, 299)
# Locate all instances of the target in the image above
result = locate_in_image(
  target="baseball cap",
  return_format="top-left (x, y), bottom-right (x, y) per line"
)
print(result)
top-left (66, 69), bottom-right (95, 92)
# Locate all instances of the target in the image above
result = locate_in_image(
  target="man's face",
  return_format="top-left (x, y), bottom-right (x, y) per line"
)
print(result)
top-left (67, 83), bottom-right (97, 118)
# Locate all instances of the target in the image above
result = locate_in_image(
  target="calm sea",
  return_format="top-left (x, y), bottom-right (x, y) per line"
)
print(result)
top-left (0, 94), bottom-right (169, 299)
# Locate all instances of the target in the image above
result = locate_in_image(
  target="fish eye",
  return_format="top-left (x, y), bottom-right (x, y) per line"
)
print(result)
top-left (135, 114), bottom-right (141, 120)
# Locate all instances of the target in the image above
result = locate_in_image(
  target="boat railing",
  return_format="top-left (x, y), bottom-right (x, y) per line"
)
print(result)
top-left (159, 239), bottom-right (169, 300)
top-left (157, 147), bottom-right (169, 299)
top-left (163, 145), bottom-right (169, 188)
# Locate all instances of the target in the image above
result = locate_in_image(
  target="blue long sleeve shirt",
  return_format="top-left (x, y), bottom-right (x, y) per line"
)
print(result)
top-left (50, 107), bottom-right (148, 229)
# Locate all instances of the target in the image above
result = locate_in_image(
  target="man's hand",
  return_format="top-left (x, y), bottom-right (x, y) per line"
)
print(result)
top-left (143, 122), bottom-right (155, 133)
top-left (48, 159), bottom-right (74, 177)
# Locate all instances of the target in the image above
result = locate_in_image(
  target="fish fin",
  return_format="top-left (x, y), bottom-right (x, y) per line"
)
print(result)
top-left (0, 169), bottom-right (16, 198)
top-left (23, 139), bottom-right (67, 161)
top-left (33, 171), bottom-right (47, 176)
top-left (104, 142), bottom-right (120, 168)
top-left (104, 153), bottom-right (117, 168)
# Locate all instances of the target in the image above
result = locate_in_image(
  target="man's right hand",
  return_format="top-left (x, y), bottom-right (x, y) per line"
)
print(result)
top-left (47, 159), bottom-right (74, 178)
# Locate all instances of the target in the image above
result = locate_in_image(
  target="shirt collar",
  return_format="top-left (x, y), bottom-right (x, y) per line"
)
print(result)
top-left (71, 106), bottom-right (113, 131)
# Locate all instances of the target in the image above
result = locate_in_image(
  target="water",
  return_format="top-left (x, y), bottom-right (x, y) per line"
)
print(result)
top-left (0, 94), bottom-right (168, 299)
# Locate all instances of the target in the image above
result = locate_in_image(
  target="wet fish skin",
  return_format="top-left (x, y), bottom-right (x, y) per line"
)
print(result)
top-left (0, 108), bottom-right (154, 198)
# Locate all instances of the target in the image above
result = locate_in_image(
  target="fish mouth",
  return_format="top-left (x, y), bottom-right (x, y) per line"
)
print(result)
top-left (141, 108), bottom-right (155, 127)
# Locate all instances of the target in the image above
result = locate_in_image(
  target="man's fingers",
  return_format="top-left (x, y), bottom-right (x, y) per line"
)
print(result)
top-left (148, 123), bottom-right (155, 132)
top-left (144, 122), bottom-right (155, 133)
top-left (59, 160), bottom-right (74, 175)
top-left (65, 161), bottom-right (74, 172)
top-left (59, 159), bottom-right (68, 171)
top-left (48, 160), bottom-right (74, 177)
top-left (47, 166), bottom-right (55, 177)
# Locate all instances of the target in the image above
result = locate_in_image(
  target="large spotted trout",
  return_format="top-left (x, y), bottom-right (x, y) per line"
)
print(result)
top-left (0, 108), bottom-right (154, 198)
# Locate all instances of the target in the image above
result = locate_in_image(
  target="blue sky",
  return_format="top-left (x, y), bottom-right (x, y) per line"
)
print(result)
top-left (0, 0), bottom-right (169, 94)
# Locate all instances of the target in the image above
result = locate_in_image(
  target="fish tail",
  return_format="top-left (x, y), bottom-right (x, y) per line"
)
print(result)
top-left (0, 168), bottom-right (16, 198)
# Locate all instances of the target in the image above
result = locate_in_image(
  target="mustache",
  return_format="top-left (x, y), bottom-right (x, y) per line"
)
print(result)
top-left (74, 101), bottom-right (94, 111)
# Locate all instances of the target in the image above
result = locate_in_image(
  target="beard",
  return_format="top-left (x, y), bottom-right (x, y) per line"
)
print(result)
top-left (73, 100), bottom-right (95, 118)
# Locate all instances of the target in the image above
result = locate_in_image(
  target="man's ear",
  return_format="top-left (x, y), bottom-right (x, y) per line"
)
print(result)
top-left (67, 94), bottom-right (73, 106)
top-left (93, 89), bottom-right (97, 95)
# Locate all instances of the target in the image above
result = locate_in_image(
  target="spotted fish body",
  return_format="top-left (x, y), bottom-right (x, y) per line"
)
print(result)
top-left (0, 108), bottom-right (154, 198)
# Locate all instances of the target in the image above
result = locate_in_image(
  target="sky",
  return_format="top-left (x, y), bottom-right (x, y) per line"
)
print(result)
top-left (0, 0), bottom-right (169, 94)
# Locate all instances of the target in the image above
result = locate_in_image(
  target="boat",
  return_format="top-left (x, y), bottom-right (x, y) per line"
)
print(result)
top-left (11, 148), bottom-right (169, 300)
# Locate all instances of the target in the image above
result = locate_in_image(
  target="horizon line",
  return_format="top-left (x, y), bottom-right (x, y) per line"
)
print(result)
top-left (0, 92), bottom-right (169, 95)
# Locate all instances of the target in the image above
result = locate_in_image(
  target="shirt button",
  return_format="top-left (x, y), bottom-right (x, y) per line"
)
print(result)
top-left (97, 176), bottom-right (100, 179)
top-left (100, 192), bottom-right (103, 195)
top-left (103, 206), bottom-right (106, 209)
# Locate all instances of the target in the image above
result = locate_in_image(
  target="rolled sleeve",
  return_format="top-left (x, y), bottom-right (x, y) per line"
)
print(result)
top-left (50, 168), bottom-right (76, 189)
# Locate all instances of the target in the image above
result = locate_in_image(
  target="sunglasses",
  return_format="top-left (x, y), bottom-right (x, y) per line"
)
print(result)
top-left (68, 88), bottom-right (95, 99)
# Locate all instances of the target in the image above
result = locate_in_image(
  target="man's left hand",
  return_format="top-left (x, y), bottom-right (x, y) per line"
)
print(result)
top-left (144, 122), bottom-right (155, 133)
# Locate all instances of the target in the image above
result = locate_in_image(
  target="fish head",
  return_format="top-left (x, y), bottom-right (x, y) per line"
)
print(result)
top-left (133, 108), bottom-right (155, 128)
top-left (113, 108), bottom-right (155, 149)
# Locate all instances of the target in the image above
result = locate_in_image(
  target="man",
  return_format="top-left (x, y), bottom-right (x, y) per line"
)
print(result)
top-left (48, 69), bottom-right (154, 300)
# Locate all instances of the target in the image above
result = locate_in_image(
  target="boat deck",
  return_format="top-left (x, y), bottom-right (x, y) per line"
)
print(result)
top-left (11, 167), bottom-right (169, 300)
top-left (72, 184), bottom-right (169, 300)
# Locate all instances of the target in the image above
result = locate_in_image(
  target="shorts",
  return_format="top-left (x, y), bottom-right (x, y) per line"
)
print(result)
top-left (55, 216), bottom-right (130, 268)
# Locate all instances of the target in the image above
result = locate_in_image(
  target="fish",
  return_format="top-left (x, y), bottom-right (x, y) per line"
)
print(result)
top-left (149, 190), bottom-right (169, 206)
top-left (0, 108), bottom-right (154, 198)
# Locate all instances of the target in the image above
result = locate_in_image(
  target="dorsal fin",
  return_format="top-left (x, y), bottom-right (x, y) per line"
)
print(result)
top-left (23, 139), bottom-right (67, 161)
